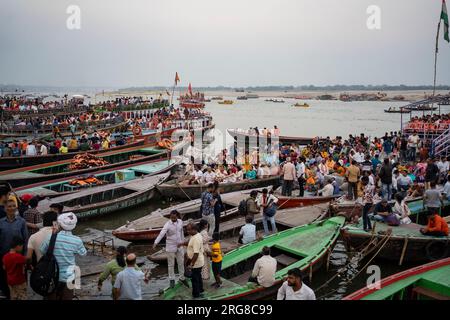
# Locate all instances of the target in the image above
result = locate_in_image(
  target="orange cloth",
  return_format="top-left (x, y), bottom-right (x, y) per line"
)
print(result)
top-left (426, 215), bottom-right (449, 235)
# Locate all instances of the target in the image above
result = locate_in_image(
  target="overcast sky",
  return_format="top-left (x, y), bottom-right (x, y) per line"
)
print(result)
top-left (1, 0), bottom-right (449, 87)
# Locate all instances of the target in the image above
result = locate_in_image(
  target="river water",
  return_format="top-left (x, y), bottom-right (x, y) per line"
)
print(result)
top-left (75, 97), bottom-right (438, 300)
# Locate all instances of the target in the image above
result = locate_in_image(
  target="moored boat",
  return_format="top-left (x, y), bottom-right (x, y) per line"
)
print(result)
top-left (35, 172), bottom-right (171, 220)
top-left (160, 216), bottom-right (345, 300)
top-left (0, 138), bottom-right (145, 171)
top-left (227, 128), bottom-right (314, 145)
top-left (157, 175), bottom-right (281, 200)
top-left (0, 139), bottom-right (189, 188)
top-left (341, 220), bottom-right (450, 263)
top-left (343, 258), bottom-right (450, 300)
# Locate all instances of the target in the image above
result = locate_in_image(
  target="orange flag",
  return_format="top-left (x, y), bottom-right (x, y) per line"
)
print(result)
top-left (175, 72), bottom-right (180, 85)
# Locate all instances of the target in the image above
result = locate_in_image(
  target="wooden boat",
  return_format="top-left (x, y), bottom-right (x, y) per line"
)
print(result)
top-left (227, 128), bottom-right (314, 145)
top-left (405, 105), bottom-right (438, 111)
top-left (330, 198), bottom-right (449, 222)
top-left (343, 258), bottom-right (450, 300)
top-left (179, 100), bottom-right (205, 109)
top-left (147, 203), bottom-right (330, 263)
top-left (218, 100), bottom-right (234, 105)
top-left (35, 172), bottom-right (171, 220)
top-left (0, 139), bottom-right (145, 171)
top-left (112, 187), bottom-right (273, 241)
top-left (0, 120), bottom-right (127, 139)
top-left (384, 108), bottom-right (411, 114)
top-left (0, 139), bottom-right (189, 188)
top-left (275, 195), bottom-right (340, 209)
top-left (237, 96), bottom-right (248, 100)
top-left (17, 157), bottom-right (182, 198)
top-left (160, 216), bottom-right (345, 300)
top-left (341, 220), bottom-right (450, 263)
top-left (293, 103), bottom-right (309, 108)
top-left (157, 175), bottom-right (281, 200)
top-left (265, 99), bottom-right (285, 103)
top-left (211, 96), bottom-right (223, 100)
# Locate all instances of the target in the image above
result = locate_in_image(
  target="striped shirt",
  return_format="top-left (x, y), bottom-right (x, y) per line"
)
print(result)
top-left (40, 231), bottom-right (87, 282)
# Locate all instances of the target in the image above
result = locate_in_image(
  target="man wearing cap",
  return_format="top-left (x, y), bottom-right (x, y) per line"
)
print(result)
top-left (40, 212), bottom-right (86, 300)
top-left (153, 210), bottom-right (188, 288)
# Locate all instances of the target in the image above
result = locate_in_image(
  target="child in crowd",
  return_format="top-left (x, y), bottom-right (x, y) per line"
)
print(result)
top-left (2, 237), bottom-right (27, 300)
top-left (210, 232), bottom-right (223, 289)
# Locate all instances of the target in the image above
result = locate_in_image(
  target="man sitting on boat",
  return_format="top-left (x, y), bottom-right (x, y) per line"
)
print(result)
top-left (317, 178), bottom-right (334, 197)
top-left (249, 246), bottom-right (276, 288)
top-left (370, 199), bottom-right (399, 226)
top-left (420, 210), bottom-right (449, 237)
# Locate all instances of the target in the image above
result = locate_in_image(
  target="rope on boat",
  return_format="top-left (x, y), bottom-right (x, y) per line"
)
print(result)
top-left (315, 230), bottom-right (393, 299)
top-left (175, 183), bottom-right (193, 201)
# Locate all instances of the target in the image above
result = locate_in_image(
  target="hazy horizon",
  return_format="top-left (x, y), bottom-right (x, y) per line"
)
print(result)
top-left (1, 0), bottom-right (450, 87)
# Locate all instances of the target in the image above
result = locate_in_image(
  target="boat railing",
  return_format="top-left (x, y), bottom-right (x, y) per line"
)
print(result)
top-left (432, 126), bottom-right (450, 158)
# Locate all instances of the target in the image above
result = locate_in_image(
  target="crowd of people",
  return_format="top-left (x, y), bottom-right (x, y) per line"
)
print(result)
top-left (276, 129), bottom-right (449, 235)
top-left (403, 113), bottom-right (450, 134)
top-left (0, 130), bottom-right (124, 157)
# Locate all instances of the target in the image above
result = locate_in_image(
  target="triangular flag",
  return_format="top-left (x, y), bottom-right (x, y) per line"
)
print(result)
top-left (442, 0), bottom-right (449, 42)
top-left (175, 72), bottom-right (180, 85)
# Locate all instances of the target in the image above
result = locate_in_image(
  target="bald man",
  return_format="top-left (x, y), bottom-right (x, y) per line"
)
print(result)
top-left (113, 253), bottom-right (149, 300)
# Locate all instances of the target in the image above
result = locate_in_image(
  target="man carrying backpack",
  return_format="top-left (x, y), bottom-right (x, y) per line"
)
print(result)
top-left (39, 212), bottom-right (86, 300)
top-left (258, 189), bottom-right (278, 236)
top-left (200, 184), bottom-right (217, 237)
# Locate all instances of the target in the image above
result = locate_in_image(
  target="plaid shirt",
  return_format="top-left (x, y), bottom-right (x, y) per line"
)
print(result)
top-left (23, 208), bottom-right (42, 236)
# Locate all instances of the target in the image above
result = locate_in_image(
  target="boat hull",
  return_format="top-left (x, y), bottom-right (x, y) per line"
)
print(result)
top-left (157, 176), bottom-right (281, 200)
top-left (0, 139), bottom-right (145, 171)
top-left (340, 227), bottom-right (450, 263)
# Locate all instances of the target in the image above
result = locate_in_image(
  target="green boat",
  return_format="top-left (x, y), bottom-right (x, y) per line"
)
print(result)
top-left (160, 216), bottom-right (345, 300)
top-left (343, 258), bottom-right (450, 300)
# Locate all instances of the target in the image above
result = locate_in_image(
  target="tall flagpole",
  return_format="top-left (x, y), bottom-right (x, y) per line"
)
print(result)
top-left (170, 81), bottom-right (176, 107)
top-left (433, 20), bottom-right (442, 98)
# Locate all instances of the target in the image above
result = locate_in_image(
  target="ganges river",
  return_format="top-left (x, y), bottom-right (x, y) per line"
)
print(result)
top-left (74, 97), bottom-right (448, 300)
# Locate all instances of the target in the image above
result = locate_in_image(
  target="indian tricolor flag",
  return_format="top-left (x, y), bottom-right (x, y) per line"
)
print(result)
top-left (442, 0), bottom-right (449, 42)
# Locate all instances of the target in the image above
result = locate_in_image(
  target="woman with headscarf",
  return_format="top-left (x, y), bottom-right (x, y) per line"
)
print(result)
top-left (198, 219), bottom-right (211, 281)
top-left (98, 246), bottom-right (128, 295)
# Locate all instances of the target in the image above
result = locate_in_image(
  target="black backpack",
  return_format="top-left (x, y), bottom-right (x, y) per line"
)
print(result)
top-left (30, 233), bottom-right (60, 296)
top-left (238, 198), bottom-right (250, 215)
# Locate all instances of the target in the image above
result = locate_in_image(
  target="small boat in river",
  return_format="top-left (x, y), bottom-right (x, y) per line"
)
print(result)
top-left (293, 103), bottom-right (309, 108)
top-left (384, 107), bottom-right (411, 114)
top-left (1, 139), bottom-right (188, 188)
top-left (34, 172), bottom-right (171, 220)
top-left (343, 258), bottom-right (450, 300)
top-left (157, 175), bottom-right (281, 200)
top-left (218, 100), bottom-right (234, 105)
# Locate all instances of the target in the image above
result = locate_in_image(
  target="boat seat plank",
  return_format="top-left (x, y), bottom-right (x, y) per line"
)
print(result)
top-left (413, 286), bottom-right (450, 300)
top-left (274, 254), bottom-right (297, 267)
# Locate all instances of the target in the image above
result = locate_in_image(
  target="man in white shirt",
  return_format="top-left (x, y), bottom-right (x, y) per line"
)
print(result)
top-left (203, 166), bottom-right (216, 184)
top-left (37, 142), bottom-right (48, 155)
top-left (193, 166), bottom-right (204, 184)
top-left (250, 246), bottom-right (277, 288)
top-left (113, 253), bottom-right (149, 300)
top-left (407, 132), bottom-right (419, 161)
top-left (397, 170), bottom-right (412, 192)
top-left (318, 179), bottom-right (334, 197)
top-left (153, 210), bottom-right (188, 288)
top-left (185, 222), bottom-right (204, 299)
top-left (296, 157), bottom-right (306, 197)
top-left (281, 158), bottom-right (296, 196)
top-left (318, 159), bottom-right (329, 176)
top-left (277, 268), bottom-right (316, 300)
top-left (27, 211), bottom-right (57, 262)
top-left (239, 215), bottom-right (256, 244)
top-left (26, 141), bottom-right (37, 156)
